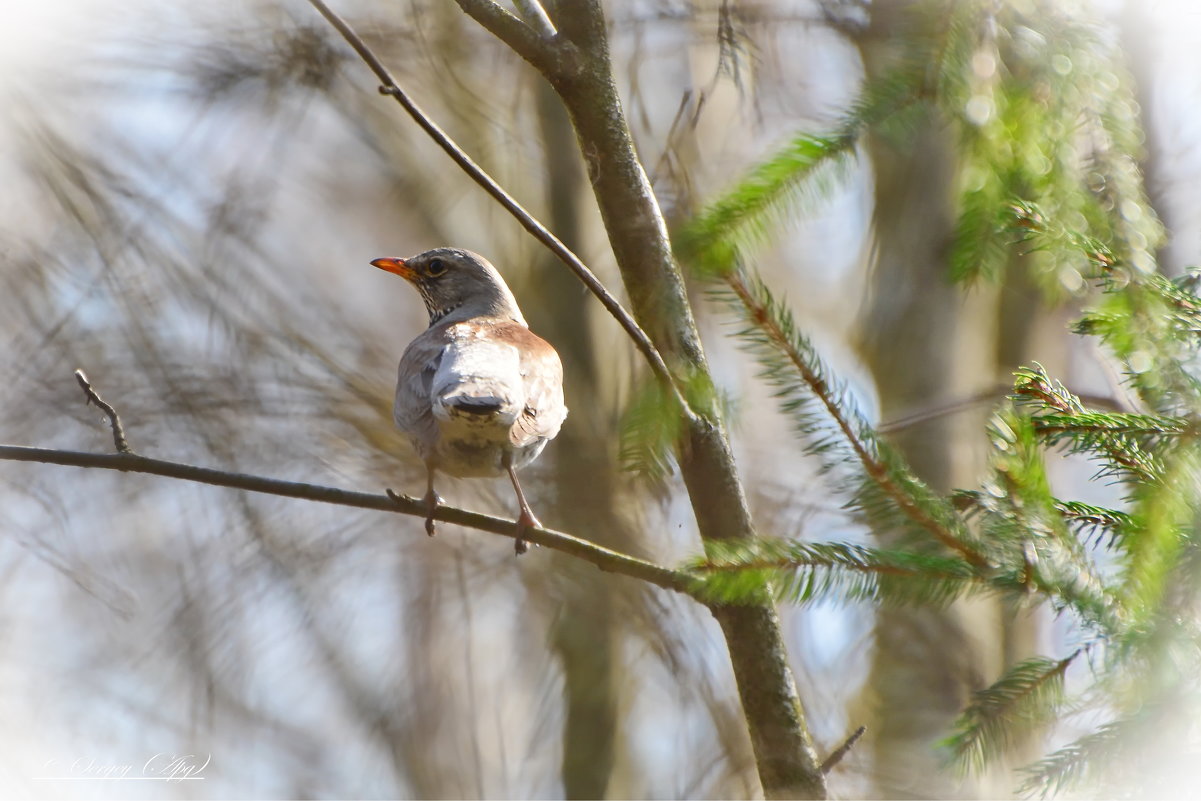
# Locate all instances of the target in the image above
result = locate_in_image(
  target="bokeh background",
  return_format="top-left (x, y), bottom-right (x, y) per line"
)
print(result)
top-left (1, 0), bottom-right (1199, 798)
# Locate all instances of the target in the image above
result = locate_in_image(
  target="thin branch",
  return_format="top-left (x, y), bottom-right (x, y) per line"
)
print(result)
top-left (877, 384), bottom-right (1135, 435)
top-left (820, 725), bottom-right (866, 774)
top-left (0, 444), bottom-right (696, 595)
top-left (73, 369), bottom-right (133, 454)
top-left (305, 0), bottom-right (693, 421)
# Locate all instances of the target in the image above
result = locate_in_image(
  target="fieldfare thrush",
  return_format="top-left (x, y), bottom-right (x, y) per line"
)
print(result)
top-left (372, 248), bottom-right (567, 555)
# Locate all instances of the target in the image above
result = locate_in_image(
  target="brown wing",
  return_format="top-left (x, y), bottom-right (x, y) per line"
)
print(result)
top-left (481, 321), bottom-right (567, 450)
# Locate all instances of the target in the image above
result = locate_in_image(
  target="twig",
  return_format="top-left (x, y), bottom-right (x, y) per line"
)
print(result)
top-left (820, 725), bottom-right (865, 774)
top-left (305, 0), bottom-right (693, 421)
top-left (0, 444), bottom-right (696, 595)
top-left (74, 370), bottom-right (133, 454)
top-left (877, 383), bottom-right (1135, 435)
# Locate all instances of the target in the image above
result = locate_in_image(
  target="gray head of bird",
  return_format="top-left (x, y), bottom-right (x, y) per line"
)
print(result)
top-left (371, 248), bottom-right (526, 327)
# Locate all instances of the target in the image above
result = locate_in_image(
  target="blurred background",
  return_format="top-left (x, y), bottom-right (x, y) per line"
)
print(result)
top-left (1, 0), bottom-right (1199, 798)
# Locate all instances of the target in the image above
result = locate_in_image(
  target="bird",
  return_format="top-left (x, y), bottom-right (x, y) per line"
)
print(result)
top-left (371, 247), bottom-right (567, 555)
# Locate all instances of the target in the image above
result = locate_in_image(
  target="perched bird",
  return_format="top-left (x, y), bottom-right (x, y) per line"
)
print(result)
top-left (372, 248), bottom-right (567, 555)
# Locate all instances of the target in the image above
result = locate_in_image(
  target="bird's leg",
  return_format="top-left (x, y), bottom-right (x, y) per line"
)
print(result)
top-left (422, 467), bottom-right (441, 537)
top-left (505, 461), bottom-right (540, 556)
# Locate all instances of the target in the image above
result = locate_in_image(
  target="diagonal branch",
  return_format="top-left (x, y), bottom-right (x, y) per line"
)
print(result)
top-left (0, 444), bottom-right (695, 595)
top-left (305, 0), bottom-right (691, 420)
top-left (820, 725), bottom-right (866, 774)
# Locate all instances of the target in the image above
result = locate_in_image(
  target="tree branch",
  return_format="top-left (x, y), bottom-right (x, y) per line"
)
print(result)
top-left (452, 0), bottom-right (557, 61)
top-left (820, 725), bottom-right (866, 774)
top-left (304, 0), bottom-right (691, 420)
top-left (511, 0), bottom-right (557, 38)
top-left (0, 444), bottom-right (695, 595)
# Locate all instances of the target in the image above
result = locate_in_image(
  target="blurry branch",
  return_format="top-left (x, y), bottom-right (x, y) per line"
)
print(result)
top-left (74, 369), bottom-right (133, 454)
top-left (820, 725), bottom-right (866, 774)
top-left (0, 442), bottom-right (694, 595)
top-left (876, 383), bottom-right (1136, 435)
top-left (303, 0), bottom-right (692, 420)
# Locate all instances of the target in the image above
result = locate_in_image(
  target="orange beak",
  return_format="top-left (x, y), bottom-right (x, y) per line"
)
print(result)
top-left (371, 257), bottom-right (417, 281)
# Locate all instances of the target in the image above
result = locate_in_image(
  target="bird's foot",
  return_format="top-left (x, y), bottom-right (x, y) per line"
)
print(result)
top-left (513, 509), bottom-right (541, 556)
top-left (386, 488), bottom-right (441, 536)
top-left (422, 488), bottom-right (442, 537)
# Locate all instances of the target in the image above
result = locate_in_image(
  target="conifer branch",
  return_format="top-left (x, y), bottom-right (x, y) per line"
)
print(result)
top-left (1018, 721), bottom-right (1124, 798)
top-left (1053, 500), bottom-right (1133, 549)
top-left (691, 539), bottom-right (982, 607)
top-left (944, 652), bottom-right (1079, 773)
top-left (722, 269), bottom-right (989, 569)
top-left (1014, 365), bottom-right (1170, 483)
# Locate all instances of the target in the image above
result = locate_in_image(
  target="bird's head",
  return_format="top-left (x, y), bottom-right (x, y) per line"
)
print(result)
top-left (372, 248), bottom-right (526, 327)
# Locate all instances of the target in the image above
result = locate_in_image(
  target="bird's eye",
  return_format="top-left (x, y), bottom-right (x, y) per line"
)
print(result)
top-left (426, 258), bottom-right (447, 277)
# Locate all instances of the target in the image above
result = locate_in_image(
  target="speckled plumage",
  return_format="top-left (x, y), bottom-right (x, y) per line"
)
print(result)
top-left (373, 248), bottom-right (566, 554)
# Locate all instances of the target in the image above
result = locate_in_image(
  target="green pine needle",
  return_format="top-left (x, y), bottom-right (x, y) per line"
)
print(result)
top-left (688, 538), bottom-right (981, 607)
top-left (943, 653), bottom-right (1078, 774)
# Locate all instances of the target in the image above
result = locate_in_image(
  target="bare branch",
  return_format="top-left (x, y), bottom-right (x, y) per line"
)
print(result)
top-left (820, 725), bottom-right (866, 774)
top-left (73, 369), bottom-right (133, 454)
top-left (0, 444), bottom-right (696, 595)
top-left (304, 1), bottom-right (692, 419)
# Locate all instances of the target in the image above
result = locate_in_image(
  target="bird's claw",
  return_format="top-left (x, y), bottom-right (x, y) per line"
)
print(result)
top-left (422, 488), bottom-right (442, 538)
top-left (386, 487), bottom-right (441, 537)
top-left (513, 510), bottom-right (541, 556)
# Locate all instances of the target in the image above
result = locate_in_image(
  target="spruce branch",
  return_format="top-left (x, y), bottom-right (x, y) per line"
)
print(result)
top-left (690, 539), bottom-right (982, 607)
top-left (1017, 721), bottom-right (1125, 799)
top-left (944, 652), bottom-right (1079, 774)
top-left (676, 133), bottom-right (857, 276)
top-left (719, 267), bottom-right (988, 569)
top-left (1053, 500), bottom-right (1133, 549)
top-left (1013, 365), bottom-right (1171, 483)
top-left (980, 408), bottom-right (1121, 632)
